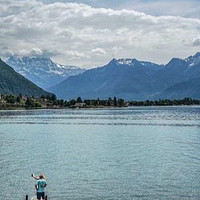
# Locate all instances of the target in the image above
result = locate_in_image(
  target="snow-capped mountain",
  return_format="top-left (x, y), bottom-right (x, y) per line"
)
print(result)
top-left (6, 55), bottom-right (85, 89)
top-left (116, 58), bottom-right (163, 69)
top-left (184, 52), bottom-right (200, 67)
top-left (49, 52), bottom-right (200, 100)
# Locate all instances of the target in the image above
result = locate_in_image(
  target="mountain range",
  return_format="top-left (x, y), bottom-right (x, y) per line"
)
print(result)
top-left (0, 59), bottom-right (50, 97)
top-left (49, 52), bottom-right (200, 100)
top-left (6, 56), bottom-right (85, 89)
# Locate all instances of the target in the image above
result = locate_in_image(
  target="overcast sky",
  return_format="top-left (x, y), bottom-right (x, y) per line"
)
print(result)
top-left (0, 0), bottom-right (200, 68)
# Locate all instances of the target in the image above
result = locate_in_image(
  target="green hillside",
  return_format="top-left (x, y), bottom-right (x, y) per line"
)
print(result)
top-left (0, 58), bottom-right (50, 97)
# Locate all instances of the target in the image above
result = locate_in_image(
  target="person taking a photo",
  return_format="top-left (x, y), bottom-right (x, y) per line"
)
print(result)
top-left (31, 174), bottom-right (47, 200)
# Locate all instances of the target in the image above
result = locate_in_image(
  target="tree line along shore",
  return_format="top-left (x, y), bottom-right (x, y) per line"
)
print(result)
top-left (0, 94), bottom-right (200, 110)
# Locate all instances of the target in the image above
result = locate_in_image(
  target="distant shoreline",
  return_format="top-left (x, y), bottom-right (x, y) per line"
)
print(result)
top-left (0, 94), bottom-right (200, 110)
top-left (1, 104), bottom-right (200, 111)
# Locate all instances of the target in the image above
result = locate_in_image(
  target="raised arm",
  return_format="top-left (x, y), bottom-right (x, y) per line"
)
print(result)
top-left (31, 174), bottom-right (39, 180)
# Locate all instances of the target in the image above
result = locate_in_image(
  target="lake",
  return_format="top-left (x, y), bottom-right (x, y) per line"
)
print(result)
top-left (0, 106), bottom-right (200, 200)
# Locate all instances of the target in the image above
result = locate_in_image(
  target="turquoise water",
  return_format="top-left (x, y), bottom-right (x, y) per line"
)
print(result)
top-left (0, 107), bottom-right (200, 200)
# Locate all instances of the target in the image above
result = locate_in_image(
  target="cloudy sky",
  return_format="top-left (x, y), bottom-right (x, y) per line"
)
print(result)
top-left (0, 0), bottom-right (200, 68)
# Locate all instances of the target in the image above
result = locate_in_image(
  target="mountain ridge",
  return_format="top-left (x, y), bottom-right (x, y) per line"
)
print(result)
top-left (0, 58), bottom-right (51, 97)
top-left (158, 77), bottom-right (200, 99)
top-left (49, 52), bottom-right (200, 100)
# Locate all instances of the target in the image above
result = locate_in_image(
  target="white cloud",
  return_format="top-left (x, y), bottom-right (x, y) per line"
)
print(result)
top-left (0, 0), bottom-right (200, 68)
top-left (31, 48), bottom-right (43, 56)
top-left (0, 47), bottom-right (14, 57)
top-left (92, 48), bottom-right (106, 55)
top-left (65, 50), bottom-right (88, 60)
top-left (192, 37), bottom-right (200, 46)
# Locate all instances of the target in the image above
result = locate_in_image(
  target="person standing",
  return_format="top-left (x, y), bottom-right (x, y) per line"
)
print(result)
top-left (31, 174), bottom-right (47, 200)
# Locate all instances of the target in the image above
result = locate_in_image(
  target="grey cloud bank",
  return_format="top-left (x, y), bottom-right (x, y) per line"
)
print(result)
top-left (0, 0), bottom-right (200, 68)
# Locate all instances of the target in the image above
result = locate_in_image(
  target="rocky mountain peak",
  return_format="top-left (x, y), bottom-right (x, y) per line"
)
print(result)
top-left (6, 55), bottom-right (85, 89)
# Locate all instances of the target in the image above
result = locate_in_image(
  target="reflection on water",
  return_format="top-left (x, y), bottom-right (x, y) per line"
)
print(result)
top-left (0, 107), bottom-right (200, 200)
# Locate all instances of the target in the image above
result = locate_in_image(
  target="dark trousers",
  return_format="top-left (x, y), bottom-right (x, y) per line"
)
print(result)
top-left (37, 192), bottom-right (45, 200)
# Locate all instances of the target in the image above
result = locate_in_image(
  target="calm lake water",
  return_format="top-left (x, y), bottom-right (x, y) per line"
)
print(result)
top-left (0, 107), bottom-right (200, 200)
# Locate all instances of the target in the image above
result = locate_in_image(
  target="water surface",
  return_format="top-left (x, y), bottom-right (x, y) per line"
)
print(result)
top-left (0, 107), bottom-right (200, 200)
